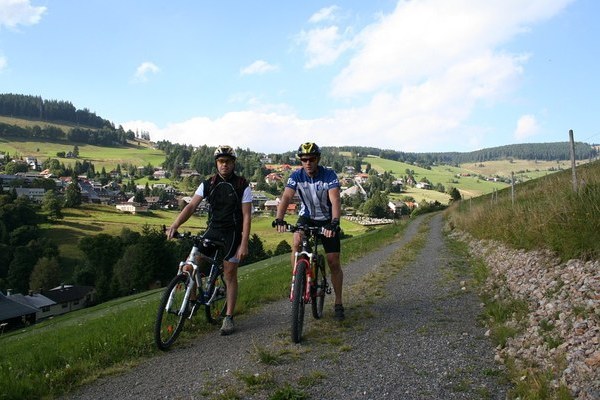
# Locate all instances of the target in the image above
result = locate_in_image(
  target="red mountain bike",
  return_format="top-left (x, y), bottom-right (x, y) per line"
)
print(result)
top-left (279, 223), bottom-right (332, 343)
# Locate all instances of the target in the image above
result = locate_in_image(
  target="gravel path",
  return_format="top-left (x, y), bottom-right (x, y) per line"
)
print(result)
top-left (64, 214), bottom-right (509, 399)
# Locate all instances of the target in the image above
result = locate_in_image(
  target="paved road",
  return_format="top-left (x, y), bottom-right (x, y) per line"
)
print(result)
top-left (64, 214), bottom-right (509, 399)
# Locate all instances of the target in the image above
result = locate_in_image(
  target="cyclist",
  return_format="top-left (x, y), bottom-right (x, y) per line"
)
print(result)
top-left (274, 142), bottom-right (345, 320)
top-left (166, 145), bottom-right (252, 335)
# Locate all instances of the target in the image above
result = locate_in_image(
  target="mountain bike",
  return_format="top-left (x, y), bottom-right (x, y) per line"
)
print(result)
top-left (154, 231), bottom-right (228, 350)
top-left (277, 222), bottom-right (332, 343)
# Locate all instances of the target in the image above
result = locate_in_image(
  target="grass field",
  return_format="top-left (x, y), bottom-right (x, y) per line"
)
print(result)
top-left (363, 155), bottom-right (582, 201)
top-left (0, 136), bottom-right (165, 171)
top-left (40, 204), bottom-right (370, 275)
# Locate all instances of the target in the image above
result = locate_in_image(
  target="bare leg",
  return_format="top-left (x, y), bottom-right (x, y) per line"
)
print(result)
top-left (223, 260), bottom-right (238, 316)
top-left (326, 252), bottom-right (343, 305)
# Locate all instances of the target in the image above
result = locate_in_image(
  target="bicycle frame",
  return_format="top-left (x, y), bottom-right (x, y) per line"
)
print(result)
top-left (167, 235), bottom-right (224, 317)
top-left (290, 225), bottom-right (322, 303)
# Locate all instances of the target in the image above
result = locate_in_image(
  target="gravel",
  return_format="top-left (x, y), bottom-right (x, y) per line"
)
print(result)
top-left (63, 214), bottom-right (508, 399)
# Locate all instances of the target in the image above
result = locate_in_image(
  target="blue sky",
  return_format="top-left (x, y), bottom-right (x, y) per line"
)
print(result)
top-left (0, 0), bottom-right (598, 154)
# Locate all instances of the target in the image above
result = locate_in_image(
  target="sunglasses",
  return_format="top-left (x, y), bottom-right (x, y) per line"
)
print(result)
top-left (300, 157), bottom-right (317, 163)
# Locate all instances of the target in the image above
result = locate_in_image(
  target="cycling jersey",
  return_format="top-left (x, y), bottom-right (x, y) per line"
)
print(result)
top-left (285, 166), bottom-right (340, 221)
top-left (195, 173), bottom-right (252, 230)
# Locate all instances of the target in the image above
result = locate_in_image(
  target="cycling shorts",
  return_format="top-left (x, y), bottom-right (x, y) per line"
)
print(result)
top-left (202, 227), bottom-right (242, 263)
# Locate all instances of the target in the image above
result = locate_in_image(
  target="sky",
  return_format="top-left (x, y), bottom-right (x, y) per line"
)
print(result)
top-left (0, 0), bottom-right (598, 154)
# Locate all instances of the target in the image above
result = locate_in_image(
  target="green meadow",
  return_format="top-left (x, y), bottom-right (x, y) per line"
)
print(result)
top-left (40, 204), bottom-right (369, 273)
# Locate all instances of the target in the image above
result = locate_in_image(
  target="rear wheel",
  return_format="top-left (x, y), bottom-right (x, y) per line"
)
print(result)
top-left (155, 274), bottom-right (190, 350)
top-left (291, 259), bottom-right (308, 343)
top-left (311, 255), bottom-right (326, 319)
top-left (205, 270), bottom-right (228, 324)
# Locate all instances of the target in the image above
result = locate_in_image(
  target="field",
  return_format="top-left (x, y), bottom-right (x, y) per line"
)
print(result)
top-left (0, 115), bottom-right (165, 170)
top-left (363, 155), bottom-right (580, 201)
top-left (40, 204), bottom-right (369, 274)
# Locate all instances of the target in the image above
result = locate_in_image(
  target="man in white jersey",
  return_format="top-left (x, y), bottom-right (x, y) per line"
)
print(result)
top-left (274, 142), bottom-right (345, 320)
top-left (167, 145), bottom-right (252, 335)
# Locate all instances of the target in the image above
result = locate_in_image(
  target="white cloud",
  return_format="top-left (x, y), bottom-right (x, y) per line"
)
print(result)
top-left (240, 60), bottom-right (278, 76)
top-left (514, 114), bottom-right (540, 140)
top-left (133, 61), bottom-right (160, 82)
top-left (0, 0), bottom-right (46, 29)
top-left (297, 26), bottom-right (353, 68)
top-left (331, 0), bottom-right (571, 97)
top-left (309, 6), bottom-right (340, 24)
top-left (0, 55), bottom-right (7, 71)
top-left (124, 0), bottom-right (574, 154)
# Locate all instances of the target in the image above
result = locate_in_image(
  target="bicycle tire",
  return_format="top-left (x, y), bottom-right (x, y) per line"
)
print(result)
top-left (291, 259), bottom-right (308, 343)
top-left (311, 254), bottom-right (326, 319)
top-left (205, 270), bottom-right (228, 324)
top-left (154, 274), bottom-right (190, 351)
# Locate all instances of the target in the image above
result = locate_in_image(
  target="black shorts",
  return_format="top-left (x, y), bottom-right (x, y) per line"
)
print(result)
top-left (202, 227), bottom-right (242, 263)
top-left (296, 217), bottom-right (341, 254)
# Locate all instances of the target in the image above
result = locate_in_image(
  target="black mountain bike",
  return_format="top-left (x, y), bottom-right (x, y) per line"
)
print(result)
top-left (154, 232), bottom-right (228, 350)
top-left (279, 223), bottom-right (332, 343)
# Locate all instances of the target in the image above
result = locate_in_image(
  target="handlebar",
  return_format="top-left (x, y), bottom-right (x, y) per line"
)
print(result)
top-left (271, 221), bottom-right (340, 235)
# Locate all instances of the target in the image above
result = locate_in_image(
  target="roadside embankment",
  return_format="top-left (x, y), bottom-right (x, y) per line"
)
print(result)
top-left (452, 231), bottom-right (599, 399)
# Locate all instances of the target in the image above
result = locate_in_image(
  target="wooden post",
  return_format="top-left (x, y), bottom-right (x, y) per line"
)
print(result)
top-left (511, 172), bottom-right (515, 206)
top-left (569, 129), bottom-right (578, 192)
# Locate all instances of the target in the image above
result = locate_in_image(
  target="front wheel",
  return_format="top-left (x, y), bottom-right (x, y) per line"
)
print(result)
top-left (205, 270), bottom-right (228, 324)
top-left (311, 255), bottom-right (326, 319)
top-left (291, 259), bottom-right (308, 343)
top-left (154, 274), bottom-right (190, 351)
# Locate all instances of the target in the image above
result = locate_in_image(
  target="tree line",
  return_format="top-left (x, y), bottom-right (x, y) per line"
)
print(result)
top-left (0, 93), bottom-right (113, 129)
top-left (339, 142), bottom-right (598, 167)
top-left (0, 121), bottom-right (135, 146)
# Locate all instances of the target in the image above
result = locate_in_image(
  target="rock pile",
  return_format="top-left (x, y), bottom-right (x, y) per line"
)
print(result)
top-left (452, 231), bottom-right (599, 399)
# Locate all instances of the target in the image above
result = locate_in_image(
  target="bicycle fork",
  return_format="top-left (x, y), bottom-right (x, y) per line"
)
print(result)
top-left (291, 252), bottom-right (314, 302)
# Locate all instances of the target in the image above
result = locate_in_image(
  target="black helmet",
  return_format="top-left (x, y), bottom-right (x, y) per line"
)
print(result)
top-left (214, 145), bottom-right (237, 160)
top-left (297, 142), bottom-right (321, 157)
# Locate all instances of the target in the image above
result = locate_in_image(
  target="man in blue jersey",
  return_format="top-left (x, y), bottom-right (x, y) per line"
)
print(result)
top-left (274, 142), bottom-right (345, 320)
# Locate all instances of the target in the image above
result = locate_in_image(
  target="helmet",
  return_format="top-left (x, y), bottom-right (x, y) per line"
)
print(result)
top-left (297, 142), bottom-right (321, 157)
top-left (214, 145), bottom-right (237, 160)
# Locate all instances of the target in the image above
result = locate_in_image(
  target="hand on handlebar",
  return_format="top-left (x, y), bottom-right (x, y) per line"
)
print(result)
top-left (272, 218), bottom-right (288, 233)
top-left (322, 218), bottom-right (340, 238)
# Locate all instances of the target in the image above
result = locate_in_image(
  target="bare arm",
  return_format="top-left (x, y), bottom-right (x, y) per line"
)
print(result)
top-left (166, 194), bottom-right (203, 239)
top-left (236, 201), bottom-right (252, 260)
top-left (323, 187), bottom-right (342, 238)
top-left (275, 187), bottom-right (295, 232)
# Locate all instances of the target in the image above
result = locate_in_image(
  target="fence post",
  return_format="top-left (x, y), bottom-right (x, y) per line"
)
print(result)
top-left (569, 129), bottom-right (578, 192)
top-left (511, 172), bottom-right (515, 206)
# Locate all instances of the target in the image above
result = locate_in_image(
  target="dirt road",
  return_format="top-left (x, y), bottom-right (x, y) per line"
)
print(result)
top-left (65, 214), bottom-right (509, 399)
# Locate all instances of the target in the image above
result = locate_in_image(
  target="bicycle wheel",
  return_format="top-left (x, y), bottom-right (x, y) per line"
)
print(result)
top-left (205, 270), bottom-right (228, 324)
top-left (311, 255), bottom-right (326, 319)
top-left (154, 274), bottom-right (190, 350)
top-left (291, 259), bottom-right (308, 343)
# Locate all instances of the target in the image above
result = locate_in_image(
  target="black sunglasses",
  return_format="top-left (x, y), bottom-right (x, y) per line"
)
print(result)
top-left (300, 157), bottom-right (317, 163)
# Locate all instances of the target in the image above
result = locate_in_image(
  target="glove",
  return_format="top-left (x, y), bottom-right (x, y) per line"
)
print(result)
top-left (325, 218), bottom-right (340, 232)
top-left (272, 218), bottom-right (287, 228)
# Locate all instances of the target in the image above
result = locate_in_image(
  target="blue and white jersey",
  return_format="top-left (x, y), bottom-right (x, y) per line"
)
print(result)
top-left (286, 166), bottom-right (340, 221)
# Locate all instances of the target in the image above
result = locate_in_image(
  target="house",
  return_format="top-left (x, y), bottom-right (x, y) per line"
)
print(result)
top-left (14, 187), bottom-right (45, 203)
top-left (340, 185), bottom-right (367, 199)
top-left (354, 173), bottom-right (370, 184)
top-left (264, 199), bottom-right (280, 212)
top-left (7, 292), bottom-right (57, 321)
top-left (153, 169), bottom-right (167, 179)
top-left (415, 182), bottom-right (432, 190)
top-left (265, 173), bottom-right (283, 185)
top-left (42, 285), bottom-right (96, 316)
top-left (116, 202), bottom-right (148, 214)
top-left (0, 292), bottom-right (38, 331)
top-left (388, 200), bottom-right (409, 216)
